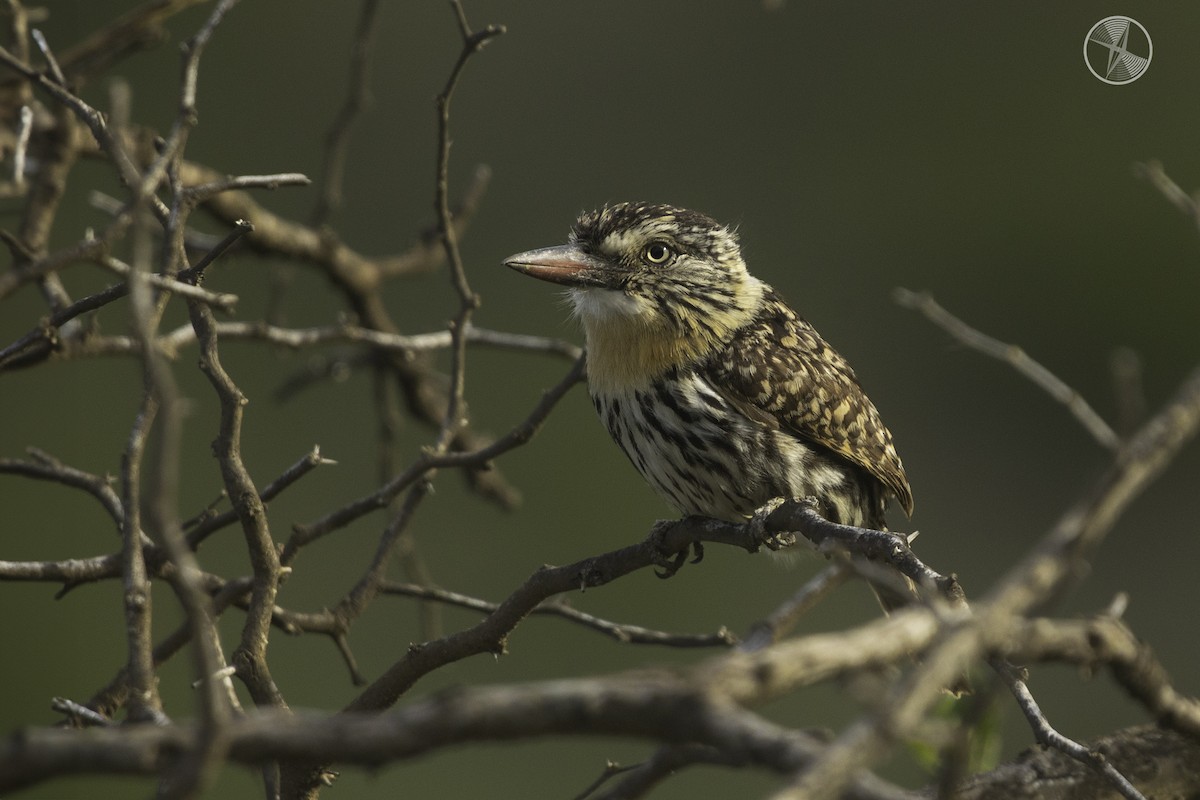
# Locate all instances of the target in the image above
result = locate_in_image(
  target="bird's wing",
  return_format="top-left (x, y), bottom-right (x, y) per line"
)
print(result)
top-left (703, 289), bottom-right (914, 516)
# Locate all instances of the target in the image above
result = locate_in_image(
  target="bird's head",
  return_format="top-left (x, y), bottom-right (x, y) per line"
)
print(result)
top-left (505, 202), bottom-right (765, 389)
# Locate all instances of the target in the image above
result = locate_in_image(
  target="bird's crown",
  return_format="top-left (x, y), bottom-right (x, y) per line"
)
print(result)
top-left (569, 202), bottom-right (743, 273)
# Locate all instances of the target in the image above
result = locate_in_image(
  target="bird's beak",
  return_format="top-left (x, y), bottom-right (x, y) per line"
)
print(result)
top-left (503, 245), bottom-right (614, 288)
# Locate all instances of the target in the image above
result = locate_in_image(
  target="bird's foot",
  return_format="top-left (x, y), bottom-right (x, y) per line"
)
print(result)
top-left (748, 498), bottom-right (798, 552)
top-left (649, 519), bottom-right (705, 579)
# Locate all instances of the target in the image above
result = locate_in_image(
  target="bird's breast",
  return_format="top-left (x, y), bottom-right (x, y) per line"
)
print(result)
top-left (590, 374), bottom-right (751, 520)
top-left (589, 371), bottom-right (874, 526)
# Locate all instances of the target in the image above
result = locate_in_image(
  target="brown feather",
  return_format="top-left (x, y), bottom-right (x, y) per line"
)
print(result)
top-left (703, 287), bottom-right (914, 517)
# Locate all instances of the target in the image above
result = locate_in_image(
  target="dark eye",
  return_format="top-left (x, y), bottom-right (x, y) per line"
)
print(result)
top-left (642, 242), bottom-right (673, 265)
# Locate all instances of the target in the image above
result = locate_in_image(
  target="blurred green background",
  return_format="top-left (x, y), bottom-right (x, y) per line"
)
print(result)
top-left (3, 1), bottom-right (1199, 797)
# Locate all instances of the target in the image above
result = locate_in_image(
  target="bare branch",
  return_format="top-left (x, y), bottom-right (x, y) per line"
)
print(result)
top-left (10, 103), bottom-right (31, 187)
top-left (991, 658), bottom-right (1144, 800)
top-left (310, 0), bottom-right (380, 226)
top-left (179, 218), bottom-right (253, 281)
top-left (0, 448), bottom-right (125, 528)
top-left (182, 172), bottom-right (310, 204)
top-left (379, 581), bottom-right (737, 648)
top-left (117, 390), bottom-right (165, 725)
top-left (54, 0), bottom-right (210, 84)
top-left (894, 287), bottom-right (1120, 450)
top-left (29, 28), bottom-right (65, 86)
top-left (1134, 160), bottom-right (1200, 232)
top-left (156, 320), bottom-right (581, 361)
top-left (185, 275), bottom-right (286, 712)
top-left (784, 362), bottom-right (1200, 799)
top-left (0, 553), bottom-right (119, 592)
top-left (1007, 616), bottom-right (1200, 737)
top-left (98, 253), bottom-right (238, 310)
top-left (430, 0), bottom-right (505, 451)
top-left (282, 355), bottom-right (584, 562)
top-left (0, 42), bottom-right (149, 200)
top-left (50, 697), bottom-right (113, 729)
top-left (0, 671), bottom-right (908, 799)
top-left (738, 563), bottom-right (851, 652)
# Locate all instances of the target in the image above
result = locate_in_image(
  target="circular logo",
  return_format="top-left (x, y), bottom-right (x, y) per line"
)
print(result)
top-left (1084, 16), bottom-right (1152, 85)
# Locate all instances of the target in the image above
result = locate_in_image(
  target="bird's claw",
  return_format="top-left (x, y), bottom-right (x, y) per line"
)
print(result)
top-left (649, 520), bottom-right (704, 579)
top-left (748, 497), bottom-right (798, 552)
top-left (761, 531), bottom-right (798, 551)
top-left (654, 548), bottom-right (688, 579)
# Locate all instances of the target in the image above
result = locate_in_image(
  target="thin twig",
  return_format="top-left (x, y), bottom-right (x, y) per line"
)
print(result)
top-left (183, 172), bottom-right (310, 204)
top-left (125, 183), bottom-right (233, 800)
top-left (311, 0), bottom-right (380, 226)
top-left (179, 219), bottom-right (254, 281)
top-left (186, 446), bottom-right (336, 549)
top-left (0, 447), bottom-right (330, 598)
top-left (282, 355), bottom-right (583, 562)
top-left (50, 697), bottom-right (114, 729)
top-left (157, 320), bottom-right (581, 361)
top-left (738, 563), bottom-right (852, 652)
top-left (572, 760), bottom-right (639, 800)
top-left (894, 287), bottom-right (1120, 450)
top-left (129, 5), bottom-right (248, 795)
top-left (991, 658), bottom-right (1144, 800)
top-left (12, 104), bottom-right (32, 186)
top-left (379, 581), bottom-right (737, 648)
top-left (788, 362), bottom-right (1200, 800)
top-left (0, 448), bottom-right (125, 528)
top-left (279, 29), bottom-right (558, 675)
top-left (185, 254), bottom-right (286, 712)
top-left (30, 28), bottom-right (65, 85)
top-left (1007, 616), bottom-right (1200, 738)
top-left (98, 253), bottom-right (238, 309)
top-left (0, 42), bottom-right (155, 206)
top-left (1134, 160), bottom-right (1200, 232)
top-left (138, 0), bottom-right (242, 205)
top-left (431, 0), bottom-right (505, 450)
top-left (373, 361), bottom-right (442, 641)
top-left (117, 390), bottom-right (164, 725)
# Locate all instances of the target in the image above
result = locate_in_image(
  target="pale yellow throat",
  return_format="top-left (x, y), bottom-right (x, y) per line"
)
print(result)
top-left (574, 283), bottom-right (761, 393)
top-left (582, 317), bottom-right (710, 393)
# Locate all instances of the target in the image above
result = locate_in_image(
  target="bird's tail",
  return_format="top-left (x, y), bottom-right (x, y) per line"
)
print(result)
top-left (860, 512), bottom-right (922, 613)
top-left (860, 519), bottom-right (972, 695)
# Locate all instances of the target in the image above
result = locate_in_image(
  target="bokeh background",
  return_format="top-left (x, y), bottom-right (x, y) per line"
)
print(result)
top-left (3, 1), bottom-right (1199, 797)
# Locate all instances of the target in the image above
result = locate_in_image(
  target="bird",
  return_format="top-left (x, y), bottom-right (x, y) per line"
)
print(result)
top-left (504, 202), bottom-right (914, 606)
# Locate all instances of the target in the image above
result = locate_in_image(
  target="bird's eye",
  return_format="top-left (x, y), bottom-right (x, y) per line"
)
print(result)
top-left (642, 242), bottom-right (673, 265)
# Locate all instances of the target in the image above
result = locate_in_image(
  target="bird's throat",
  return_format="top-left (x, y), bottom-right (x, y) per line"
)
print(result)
top-left (574, 280), bottom-right (764, 393)
top-left (582, 317), bottom-right (706, 392)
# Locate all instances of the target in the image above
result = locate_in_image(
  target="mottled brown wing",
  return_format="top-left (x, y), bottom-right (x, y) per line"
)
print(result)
top-left (704, 288), bottom-right (914, 516)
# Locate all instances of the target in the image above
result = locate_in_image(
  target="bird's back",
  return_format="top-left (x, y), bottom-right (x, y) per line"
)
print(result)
top-left (703, 286), bottom-right (912, 522)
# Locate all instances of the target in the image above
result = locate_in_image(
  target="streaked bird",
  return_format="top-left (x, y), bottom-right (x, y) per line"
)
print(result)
top-left (505, 202), bottom-right (913, 605)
